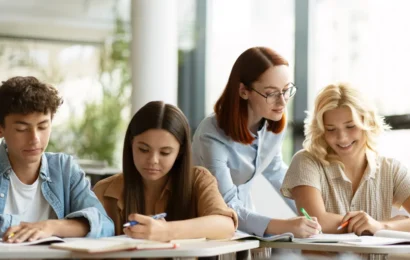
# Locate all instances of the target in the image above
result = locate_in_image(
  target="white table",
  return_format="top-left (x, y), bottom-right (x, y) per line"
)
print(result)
top-left (261, 241), bottom-right (410, 260)
top-left (0, 240), bottom-right (259, 259)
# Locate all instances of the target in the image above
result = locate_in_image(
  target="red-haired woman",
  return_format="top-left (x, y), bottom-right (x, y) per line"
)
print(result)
top-left (192, 47), bottom-right (321, 238)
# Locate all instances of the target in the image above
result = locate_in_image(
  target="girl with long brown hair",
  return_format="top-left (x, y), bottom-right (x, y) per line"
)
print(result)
top-left (94, 101), bottom-right (237, 241)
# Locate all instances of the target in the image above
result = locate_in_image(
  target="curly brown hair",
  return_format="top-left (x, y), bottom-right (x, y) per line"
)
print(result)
top-left (0, 76), bottom-right (63, 126)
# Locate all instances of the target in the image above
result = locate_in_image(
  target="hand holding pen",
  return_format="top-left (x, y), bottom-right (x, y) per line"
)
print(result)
top-left (123, 212), bottom-right (170, 241)
top-left (339, 211), bottom-right (383, 235)
top-left (300, 208), bottom-right (323, 234)
top-left (123, 213), bottom-right (167, 227)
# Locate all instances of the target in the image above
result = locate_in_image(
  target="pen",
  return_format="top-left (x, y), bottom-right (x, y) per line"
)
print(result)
top-left (123, 213), bottom-right (167, 227)
top-left (337, 220), bottom-right (349, 230)
top-left (300, 208), bottom-right (322, 234)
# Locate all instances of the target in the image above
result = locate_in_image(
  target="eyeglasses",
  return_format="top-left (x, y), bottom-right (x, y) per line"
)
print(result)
top-left (248, 83), bottom-right (297, 104)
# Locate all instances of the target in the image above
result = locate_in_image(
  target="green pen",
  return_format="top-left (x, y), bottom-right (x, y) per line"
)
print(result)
top-left (300, 208), bottom-right (322, 234)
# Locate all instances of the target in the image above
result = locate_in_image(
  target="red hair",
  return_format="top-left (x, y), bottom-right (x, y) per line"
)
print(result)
top-left (214, 47), bottom-right (288, 144)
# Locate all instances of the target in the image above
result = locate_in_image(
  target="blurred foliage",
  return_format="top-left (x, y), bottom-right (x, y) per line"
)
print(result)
top-left (0, 12), bottom-right (131, 166)
top-left (47, 15), bottom-right (131, 166)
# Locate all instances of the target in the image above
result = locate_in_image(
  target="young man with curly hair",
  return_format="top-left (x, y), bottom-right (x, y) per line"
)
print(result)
top-left (0, 76), bottom-right (114, 243)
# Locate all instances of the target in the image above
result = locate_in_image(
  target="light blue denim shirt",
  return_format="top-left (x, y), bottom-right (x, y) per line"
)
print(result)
top-left (0, 141), bottom-right (114, 238)
top-left (192, 114), bottom-right (296, 237)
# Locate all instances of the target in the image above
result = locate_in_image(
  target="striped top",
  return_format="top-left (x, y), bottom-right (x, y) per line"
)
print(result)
top-left (281, 149), bottom-right (410, 220)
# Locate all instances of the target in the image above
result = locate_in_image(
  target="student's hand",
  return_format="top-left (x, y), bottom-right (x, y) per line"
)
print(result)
top-left (342, 211), bottom-right (386, 235)
top-left (284, 216), bottom-right (322, 238)
top-left (124, 213), bottom-right (170, 242)
top-left (3, 221), bottom-right (54, 243)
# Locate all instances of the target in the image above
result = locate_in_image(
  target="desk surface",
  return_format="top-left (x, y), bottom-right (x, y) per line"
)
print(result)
top-left (262, 241), bottom-right (410, 255)
top-left (0, 240), bottom-right (259, 259)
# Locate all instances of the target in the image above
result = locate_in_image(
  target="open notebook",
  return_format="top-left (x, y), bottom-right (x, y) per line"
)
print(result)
top-left (341, 230), bottom-right (410, 246)
top-left (0, 235), bottom-right (179, 253)
top-left (50, 238), bottom-right (179, 253)
top-left (232, 230), bottom-right (361, 243)
top-left (102, 234), bottom-right (206, 244)
top-left (232, 230), bottom-right (293, 242)
top-left (0, 236), bottom-right (64, 246)
top-left (293, 233), bottom-right (361, 243)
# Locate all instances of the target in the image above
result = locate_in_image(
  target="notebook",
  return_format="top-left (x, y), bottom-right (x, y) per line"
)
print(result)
top-left (231, 230), bottom-right (293, 242)
top-left (232, 230), bottom-right (361, 243)
top-left (292, 233), bottom-right (361, 243)
top-left (341, 230), bottom-right (410, 246)
top-left (50, 238), bottom-right (179, 253)
top-left (103, 234), bottom-right (206, 244)
top-left (0, 236), bottom-right (65, 246)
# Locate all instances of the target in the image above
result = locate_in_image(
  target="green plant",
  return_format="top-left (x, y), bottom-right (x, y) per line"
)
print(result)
top-left (48, 16), bottom-right (131, 166)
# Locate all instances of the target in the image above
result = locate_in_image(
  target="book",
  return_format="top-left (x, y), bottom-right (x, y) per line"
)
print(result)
top-left (292, 233), bottom-right (361, 243)
top-left (341, 230), bottom-right (410, 246)
top-left (231, 230), bottom-right (293, 242)
top-left (102, 234), bottom-right (206, 244)
top-left (50, 238), bottom-right (179, 253)
top-left (0, 236), bottom-right (64, 246)
top-left (232, 230), bottom-right (361, 243)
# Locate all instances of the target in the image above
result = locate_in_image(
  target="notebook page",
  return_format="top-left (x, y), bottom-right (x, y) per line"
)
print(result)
top-left (231, 230), bottom-right (294, 242)
top-left (0, 236), bottom-right (64, 246)
top-left (375, 230), bottom-right (410, 239)
top-left (293, 233), bottom-right (361, 243)
top-left (341, 236), bottom-right (410, 246)
top-left (51, 238), bottom-right (177, 253)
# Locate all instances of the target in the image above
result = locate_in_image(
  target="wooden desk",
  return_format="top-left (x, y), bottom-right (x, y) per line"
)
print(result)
top-left (0, 240), bottom-right (259, 259)
top-left (261, 241), bottom-right (410, 260)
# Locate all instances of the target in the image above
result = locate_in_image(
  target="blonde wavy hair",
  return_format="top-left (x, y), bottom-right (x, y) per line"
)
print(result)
top-left (303, 83), bottom-right (390, 166)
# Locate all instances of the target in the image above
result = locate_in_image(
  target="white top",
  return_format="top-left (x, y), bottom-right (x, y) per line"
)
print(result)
top-left (4, 171), bottom-right (54, 222)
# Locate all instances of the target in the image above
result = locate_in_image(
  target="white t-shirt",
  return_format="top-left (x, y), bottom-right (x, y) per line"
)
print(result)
top-left (4, 171), bottom-right (55, 222)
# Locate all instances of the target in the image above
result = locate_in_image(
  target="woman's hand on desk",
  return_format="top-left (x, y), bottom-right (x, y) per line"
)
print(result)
top-left (124, 213), bottom-right (170, 242)
top-left (342, 211), bottom-right (386, 235)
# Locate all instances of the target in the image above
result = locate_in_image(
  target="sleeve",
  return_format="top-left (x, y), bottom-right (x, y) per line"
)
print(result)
top-left (392, 159), bottom-right (410, 208)
top-left (197, 133), bottom-right (272, 237)
top-left (194, 167), bottom-right (238, 228)
top-left (0, 213), bottom-right (21, 236)
top-left (65, 158), bottom-right (115, 238)
top-left (280, 151), bottom-right (322, 199)
top-left (261, 152), bottom-right (297, 214)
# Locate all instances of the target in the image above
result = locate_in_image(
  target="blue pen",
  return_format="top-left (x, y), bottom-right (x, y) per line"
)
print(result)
top-left (123, 213), bottom-right (167, 227)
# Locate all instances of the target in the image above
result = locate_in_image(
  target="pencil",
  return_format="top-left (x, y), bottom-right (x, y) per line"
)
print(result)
top-left (7, 232), bottom-right (15, 240)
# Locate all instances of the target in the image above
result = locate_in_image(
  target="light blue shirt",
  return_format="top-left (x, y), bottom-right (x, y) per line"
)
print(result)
top-left (192, 114), bottom-right (296, 237)
top-left (0, 141), bottom-right (114, 238)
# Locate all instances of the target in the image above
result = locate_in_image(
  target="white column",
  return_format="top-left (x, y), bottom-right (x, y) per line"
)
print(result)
top-left (130, 0), bottom-right (178, 114)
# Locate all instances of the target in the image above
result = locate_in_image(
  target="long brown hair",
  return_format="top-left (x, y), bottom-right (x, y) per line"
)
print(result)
top-left (123, 101), bottom-right (194, 222)
top-left (214, 47), bottom-right (288, 144)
